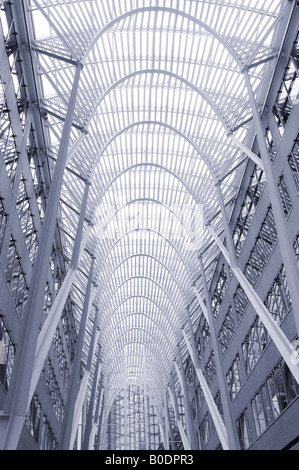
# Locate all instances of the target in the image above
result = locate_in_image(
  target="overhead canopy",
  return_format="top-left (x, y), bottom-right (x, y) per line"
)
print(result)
top-left (27, 0), bottom-right (288, 409)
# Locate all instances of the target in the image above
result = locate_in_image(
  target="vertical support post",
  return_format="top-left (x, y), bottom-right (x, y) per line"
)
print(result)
top-left (168, 375), bottom-right (191, 451)
top-left (69, 307), bottom-right (100, 450)
top-left (100, 390), bottom-right (109, 450)
top-left (1, 62), bottom-right (83, 451)
top-left (60, 254), bottom-right (95, 450)
top-left (175, 347), bottom-right (198, 449)
top-left (243, 68), bottom-right (299, 335)
top-left (29, 181), bottom-right (91, 405)
top-left (197, 261), bottom-right (240, 450)
top-left (207, 221), bottom-right (299, 384)
top-left (181, 328), bottom-right (229, 449)
top-left (89, 376), bottom-right (104, 450)
top-left (82, 341), bottom-right (102, 450)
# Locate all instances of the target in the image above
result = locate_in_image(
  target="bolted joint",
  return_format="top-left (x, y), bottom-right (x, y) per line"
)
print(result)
top-left (76, 61), bottom-right (84, 71)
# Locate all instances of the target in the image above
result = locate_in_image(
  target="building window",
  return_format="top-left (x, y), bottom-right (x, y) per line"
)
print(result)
top-left (205, 351), bottom-right (216, 387)
top-left (226, 355), bottom-right (242, 401)
top-left (244, 207), bottom-right (278, 287)
top-left (5, 236), bottom-right (29, 318)
top-left (199, 413), bottom-right (211, 447)
top-left (233, 284), bottom-right (249, 322)
top-left (251, 359), bottom-right (299, 438)
top-left (0, 198), bottom-right (7, 256)
top-left (16, 175), bottom-right (39, 263)
top-left (61, 301), bottom-right (78, 363)
top-left (288, 137), bottom-right (299, 192)
top-left (272, 33), bottom-right (299, 136)
top-left (236, 409), bottom-right (252, 450)
top-left (277, 174), bottom-right (292, 218)
top-left (53, 328), bottom-right (70, 388)
top-left (25, 394), bottom-right (42, 444)
top-left (43, 358), bottom-right (65, 423)
top-left (264, 265), bottom-right (292, 324)
top-left (27, 132), bottom-right (47, 222)
top-left (293, 232), bottom-right (299, 266)
top-left (196, 384), bottom-right (204, 412)
top-left (211, 264), bottom-right (228, 319)
top-left (242, 316), bottom-right (269, 376)
top-left (214, 390), bottom-right (224, 419)
top-left (40, 416), bottom-right (58, 450)
top-left (232, 165), bottom-right (266, 257)
top-left (265, 126), bottom-right (277, 162)
top-left (0, 314), bottom-right (15, 391)
top-left (201, 319), bottom-right (210, 350)
top-left (218, 307), bottom-right (235, 356)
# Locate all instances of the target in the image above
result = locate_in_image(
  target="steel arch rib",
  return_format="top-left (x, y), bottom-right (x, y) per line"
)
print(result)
top-left (102, 295), bottom-right (178, 340)
top-left (103, 329), bottom-right (171, 373)
top-left (98, 252), bottom-right (188, 303)
top-left (83, 7), bottom-right (243, 69)
top-left (98, 275), bottom-right (183, 326)
top-left (102, 313), bottom-right (176, 359)
top-left (96, 227), bottom-right (196, 281)
top-left (88, 120), bottom-right (215, 185)
top-left (85, 69), bottom-right (233, 134)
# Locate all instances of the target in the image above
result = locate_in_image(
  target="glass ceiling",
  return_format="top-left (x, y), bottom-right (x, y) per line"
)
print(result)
top-left (27, 0), bottom-right (287, 413)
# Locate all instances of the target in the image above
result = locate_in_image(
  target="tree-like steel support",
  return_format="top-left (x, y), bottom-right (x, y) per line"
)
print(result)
top-left (243, 67), bottom-right (299, 336)
top-left (182, 329), bottom-right (229, 450)
top-left (89, 375), bottom-right (104, 449)
top-left (28, 181), bottom-right (91, 407)
top-left (59, 254), bottom-right (95, 449)
top-left (0, 62), bottom-right (83, 451)
top-left (207, 183), bottom-right (299, 384)
top-left (70, 307), bottom-right (100, 450)
top-left (196, 262), bottom-right (240, 450)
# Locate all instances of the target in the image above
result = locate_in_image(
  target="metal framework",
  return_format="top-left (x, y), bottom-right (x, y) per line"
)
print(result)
top-left (0, 0), bottom-right (299, 451)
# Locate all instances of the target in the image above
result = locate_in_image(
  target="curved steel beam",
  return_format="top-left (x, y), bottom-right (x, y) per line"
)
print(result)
top-left (86, 68), bottom-right (231, 135)
top-left (83, 7), bottom-right (243, 69)
top-left (87, 120), bottom-right (216, 189)
top-left (103, 329), bottom-right (172, 380)
top-left (103, 315), bottom-right (175, 362)
top-left (98, 275), bottom-right (182, 326)
top-left (92, 161), bottom-right (203, 208)
top-left (96, 227), bottom-right (197, 281)
top-left (98, 251), bottom-right (188, 305)
top-left (102, 294), bottom-right (178, 341)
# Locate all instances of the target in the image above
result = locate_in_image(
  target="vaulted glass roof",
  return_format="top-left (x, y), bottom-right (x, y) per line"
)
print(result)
top-left (27, 0), bottom-right (288, 411)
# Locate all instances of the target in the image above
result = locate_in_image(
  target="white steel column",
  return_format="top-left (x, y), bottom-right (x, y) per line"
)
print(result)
top-left (89, 376), bottom-right (104, 449)
top-left (197, 262), bottom-right (240, 450)
top-left (60, 254), bottom-right (96, 450)
top-left (207, 189), bottom-right (299, 385)
top-left (69, 307), bottom-right (100, 450)
top-left (29, 181), bottom-right (91, 405)
top-left (1, 62), bottom-right (83, 451)
top-left (182, 329), bottom-right (229, 450)
top-left (243, 67), bottom-right (299, 335)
